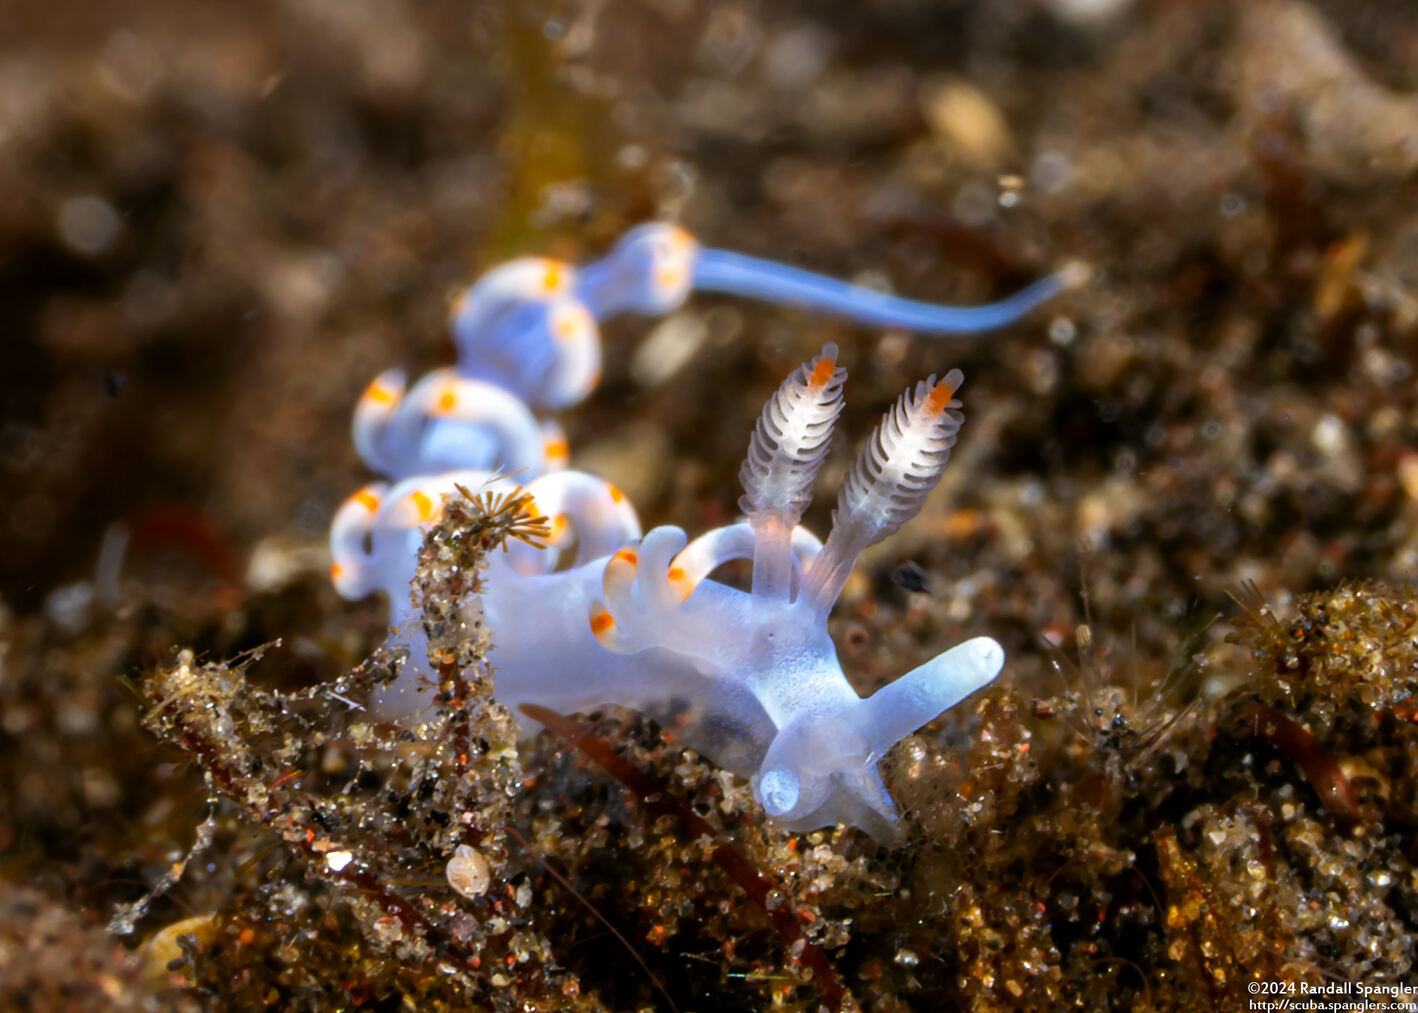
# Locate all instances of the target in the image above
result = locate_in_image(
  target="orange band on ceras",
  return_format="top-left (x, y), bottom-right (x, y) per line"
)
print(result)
top-left (449, 289), bottom-right (471, 324)
top-left (411, 490), bottom-right (436, 522)
top-left (666, 564), bottom-right (695, 602)
top-left (543, 438), bottom-right (569, 460)
top-left (552, 303), bottom-right (589, 340)
top-left (434, 385), bottom-right (459, 414)
top-left (354, 490), bottom-right (381, 512)
top-left (364, 381), bottom-right (396, 404)
top-left (602, 548), bottom-right (639, 615)
top-left (808, 354), bottom-right (837, 388)
top-left (589, 611), bottom-right (616, 637)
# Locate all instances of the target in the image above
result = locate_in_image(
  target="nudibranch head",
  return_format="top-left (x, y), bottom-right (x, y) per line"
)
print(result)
top-left (754, 706), bottom-right (883, 829)
top-left (587, 343), bottom-right (1004, 841)
top-left (751, 634), bottom-right (1006, 839)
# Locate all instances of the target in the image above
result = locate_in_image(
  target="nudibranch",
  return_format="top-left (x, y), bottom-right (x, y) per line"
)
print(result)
top-left (331, 223), bottom-right (1074, 841)
top-left (334, 343), bottom-right (1003, 843)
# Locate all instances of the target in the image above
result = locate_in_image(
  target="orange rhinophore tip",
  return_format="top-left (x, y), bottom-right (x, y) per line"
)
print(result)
top-left (355, 490), bottom-right (381, 512)
top-left (808, 354), bottom-right (837, 389)
top-left (924, 372), bottom-right (961, 417)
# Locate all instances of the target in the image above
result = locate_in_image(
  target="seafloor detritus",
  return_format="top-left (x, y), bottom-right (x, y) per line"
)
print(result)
top-left (855, 583), bottom-right (1418, 1010)
top-left (110, 490), bottom-right (609, 1011)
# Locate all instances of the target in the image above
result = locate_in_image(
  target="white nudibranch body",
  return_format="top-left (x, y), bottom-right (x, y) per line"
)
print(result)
top-left (329, 224), bottom-right (1064, 842)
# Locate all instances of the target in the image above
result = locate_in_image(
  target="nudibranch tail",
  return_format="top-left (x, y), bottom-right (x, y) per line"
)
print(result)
top-left (692, 247), bottom-right (1072, 334)
top-left (802, 370), bottom-right (966, 615)
top-left (739, 342), bottom-right (846, 601)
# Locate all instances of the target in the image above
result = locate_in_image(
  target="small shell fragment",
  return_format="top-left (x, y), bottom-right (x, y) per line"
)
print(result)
top-left (446, 843), bottom-right (491, 899)
top-left (325, 850), bottom-right (353, 872)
